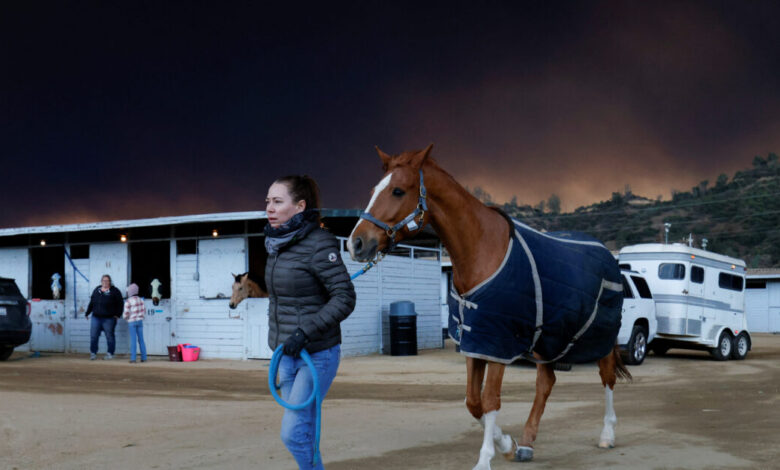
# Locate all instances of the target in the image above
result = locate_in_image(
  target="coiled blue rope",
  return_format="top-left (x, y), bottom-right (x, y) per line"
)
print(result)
top-left (268, 345), bottom-right (321, 467)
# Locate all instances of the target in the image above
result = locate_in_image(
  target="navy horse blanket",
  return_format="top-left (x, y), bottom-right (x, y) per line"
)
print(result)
top-left (448, 217), bottom-right (623, 364)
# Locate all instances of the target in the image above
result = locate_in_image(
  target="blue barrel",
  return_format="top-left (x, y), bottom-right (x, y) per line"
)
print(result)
top-left (389, 301), bottom-right (417, 356)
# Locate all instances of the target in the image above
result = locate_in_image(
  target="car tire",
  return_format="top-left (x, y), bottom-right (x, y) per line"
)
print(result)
top-left (730, 333), bottom-right (749, 360)
top-left (651, 343), bottom-right (670, 356)
top-left (625, 325), bottom-right (648, 365)
top-left (710, 331), bottom-right (732, 361)
top-left (0, 346), bottom-right (13, 361)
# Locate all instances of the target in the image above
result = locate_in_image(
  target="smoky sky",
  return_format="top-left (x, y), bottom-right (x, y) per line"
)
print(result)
top-left (2, 1), bottom-right (779, 228)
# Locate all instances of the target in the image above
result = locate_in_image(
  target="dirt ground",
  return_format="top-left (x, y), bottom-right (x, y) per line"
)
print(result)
top-left (1, 335), bottom-right (779, 470)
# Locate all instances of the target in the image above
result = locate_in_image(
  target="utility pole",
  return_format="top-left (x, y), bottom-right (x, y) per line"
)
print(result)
top-left (664, 222), bottom-right (671, 244)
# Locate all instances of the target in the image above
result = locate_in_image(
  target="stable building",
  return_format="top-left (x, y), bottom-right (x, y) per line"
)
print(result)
top-left (745, 268), bottom-right (780, 333)
top-left (0, 211), bottom-right (443, 359)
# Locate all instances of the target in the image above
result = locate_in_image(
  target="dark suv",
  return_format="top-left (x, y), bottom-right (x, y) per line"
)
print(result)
top-left (0, 277), bottom-right (31, 361)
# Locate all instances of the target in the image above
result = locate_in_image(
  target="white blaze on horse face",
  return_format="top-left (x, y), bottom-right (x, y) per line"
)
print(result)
top-left (348, 171), bottom-right (394, 258)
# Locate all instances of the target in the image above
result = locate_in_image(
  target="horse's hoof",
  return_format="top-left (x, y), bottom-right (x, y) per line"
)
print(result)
top-left (513, 445), bottom-right (534, 462)
top-left (598, 440), bottom-right (615, 449)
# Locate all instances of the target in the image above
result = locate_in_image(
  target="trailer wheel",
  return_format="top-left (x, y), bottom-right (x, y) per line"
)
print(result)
top-left (0, 346), bottom-right (13, 361)
top-left (625, 325), bottom-right (648, 365)
top-left (710, 331), bottom-right (732, 361)
top-left (730, 333), bottom-right (749, 360)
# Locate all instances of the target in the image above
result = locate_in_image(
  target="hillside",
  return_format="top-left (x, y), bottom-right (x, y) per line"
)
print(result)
top-left (496, 153), bottom-right (780, 267)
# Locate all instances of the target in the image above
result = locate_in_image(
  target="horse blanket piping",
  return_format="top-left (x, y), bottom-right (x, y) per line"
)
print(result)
top-left (448, 218), bottom-right (623, 364)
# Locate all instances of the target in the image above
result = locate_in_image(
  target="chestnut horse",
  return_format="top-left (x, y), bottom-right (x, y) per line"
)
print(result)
top-left (348, 145), bottom-right (631, 469)
top-left (229, 272), bottom-right (268, 309)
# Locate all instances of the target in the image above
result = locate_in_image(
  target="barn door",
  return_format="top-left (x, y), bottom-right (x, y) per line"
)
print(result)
top-left (29, 300), bottom-right (67, 352)
top-left (245, 298), bottom-right (271, 359)
top-left (141, 298), bottom-right (173, 355)
top-left (89, 243), bottom-right (129, 291)
top-left (197, 238), bottom-right (247, 299)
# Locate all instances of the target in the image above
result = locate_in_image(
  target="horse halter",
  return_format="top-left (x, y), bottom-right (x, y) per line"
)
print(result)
top-left (359, 169), bottom-right (428, 254)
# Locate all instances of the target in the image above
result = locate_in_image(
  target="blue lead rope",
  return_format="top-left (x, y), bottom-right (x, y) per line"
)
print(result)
top-left (268, 345), bottom-right (322, 468)
top-left (350, 260), bottom-right (377, 280)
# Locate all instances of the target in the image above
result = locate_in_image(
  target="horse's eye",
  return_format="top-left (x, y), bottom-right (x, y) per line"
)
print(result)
top-left (392, 188), bottom-right (405, 197)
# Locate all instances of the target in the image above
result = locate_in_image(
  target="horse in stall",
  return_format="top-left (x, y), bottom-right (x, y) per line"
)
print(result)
top-left (229, 272), bottom-right (268, 309)
top-left (348, 145), bottom-right (631, 469)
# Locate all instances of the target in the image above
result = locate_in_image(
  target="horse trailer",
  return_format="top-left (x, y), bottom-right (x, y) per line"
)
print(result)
top-left (618, 243), bottom-right (751, 360)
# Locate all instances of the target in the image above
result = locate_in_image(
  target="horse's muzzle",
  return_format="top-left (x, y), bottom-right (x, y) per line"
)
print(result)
top-left (350, 236), bottom-right (378, 262)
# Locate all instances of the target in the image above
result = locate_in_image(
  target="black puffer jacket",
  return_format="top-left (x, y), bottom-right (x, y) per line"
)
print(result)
top-left (85, 286), bottom-right (124, 318)
top-left (265, 226), bottom-right (356, 354)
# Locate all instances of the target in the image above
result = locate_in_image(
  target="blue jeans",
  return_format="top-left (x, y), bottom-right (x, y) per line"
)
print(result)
top-left (90, 316), bottom-right (117, 354)
top-left (128, 321), bottom-right (147, 361)
top-left (279, 344), bottom-right (341, 470)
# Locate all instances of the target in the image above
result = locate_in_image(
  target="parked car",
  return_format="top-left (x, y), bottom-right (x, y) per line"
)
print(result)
top-left (617, 270), bottom-right (657, 365)
top-left (0, 277), bottom-right (31, 361)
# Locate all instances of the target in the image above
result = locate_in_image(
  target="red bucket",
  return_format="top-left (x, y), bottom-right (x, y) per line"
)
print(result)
top-left (181, 345), bottom-right (200, 362)
top-left (167, 346), bottom-right (181, 362)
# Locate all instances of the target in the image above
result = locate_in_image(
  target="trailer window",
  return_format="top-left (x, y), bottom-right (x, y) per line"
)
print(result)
top-left (621, 276), bottom-right (634, 298)
top-left (690, 266), bottom-right (704, 284)
top-left (658, 263), bottom-right (685, 280)
top-left (630, 276), bottom-right (653, 299)
top-left (618, 263), bottom-right (631, 271)
top-left (718, 273), bottom-right (743, 292)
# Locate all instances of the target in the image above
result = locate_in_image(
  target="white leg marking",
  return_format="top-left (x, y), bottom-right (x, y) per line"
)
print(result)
top-left (347, 172), bottom-right (394, 258)
top-left (473, 410), bottom-right (497, 470)
top-left (478, 411), bottom-right (513, 454)
top-left (598, 386), bottom-right (617, 448)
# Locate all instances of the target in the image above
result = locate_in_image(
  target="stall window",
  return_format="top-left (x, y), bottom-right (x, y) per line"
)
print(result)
top-left (176, 239), bottom-right (197, 255)
top-left (69, 245), bottom-right (89, 259)
top-left (247, 236), bottom-right (269, 293)
top-left (746, 280), bottom-right (767, 289)
top-left (690, 266), bottom-right (704, 284)
top-left (630, 276), bottom-right (653, 299)
top-left (30, 246), bottom-right (65, 300)
top-left (718, 273), bottom-right (744, 292)
top-left (658, 263), bottom-right (685, 280)
top-left (130, 241), bottom-right (170, 299)
top-left (621, 276), bottom-right (634, 298)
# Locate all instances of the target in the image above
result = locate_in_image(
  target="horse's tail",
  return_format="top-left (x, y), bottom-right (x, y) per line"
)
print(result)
top-left (613, 345), bottom-right (632, 383)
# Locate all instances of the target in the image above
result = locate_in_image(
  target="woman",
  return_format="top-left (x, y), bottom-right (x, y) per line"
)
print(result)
top-left (264, 175), bottom-right (356, 469)
top-left (85, 274), bottom-right (124, 360)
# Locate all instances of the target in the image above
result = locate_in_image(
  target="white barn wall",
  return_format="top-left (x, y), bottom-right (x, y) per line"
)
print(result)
top-left (174, 255), bottom-right (245, 359)
top-left (746, 279), bottom-right (780, 333)
top-left (379, 256), bottom-right (442, 354)
top-left (341, 259), bottom-right (381, 356)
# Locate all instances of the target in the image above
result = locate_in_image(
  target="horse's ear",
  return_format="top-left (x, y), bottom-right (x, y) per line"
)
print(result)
top-left (411, 143), bottom-right (433, 170)
top-left (376, 146), bottom-right (392, 171)
top-left (232, 273), bottom-right (240, 282)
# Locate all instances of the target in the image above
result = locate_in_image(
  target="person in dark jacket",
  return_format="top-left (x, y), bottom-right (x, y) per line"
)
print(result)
top-left (265, 175), bottom-right (356, 470)
top-left (85, 274), bottom-right (124, 360)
